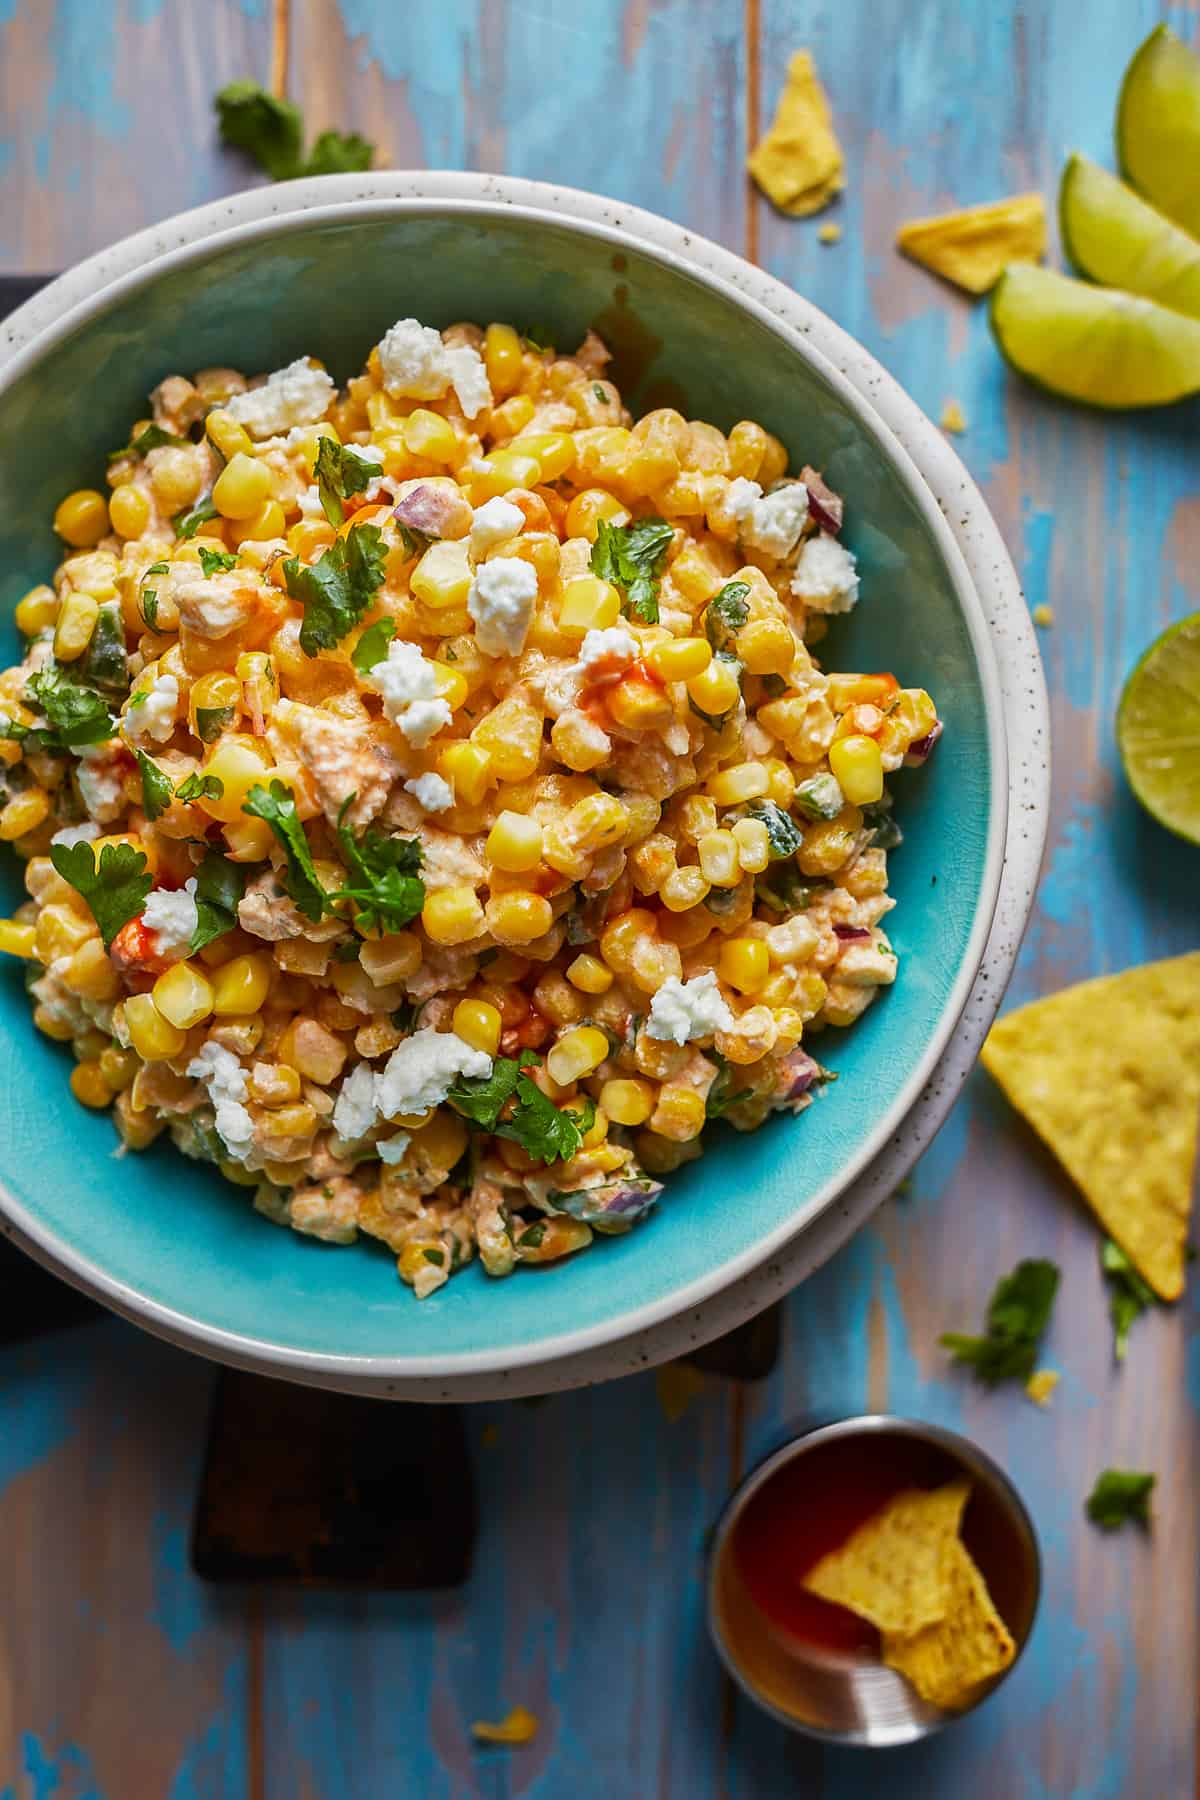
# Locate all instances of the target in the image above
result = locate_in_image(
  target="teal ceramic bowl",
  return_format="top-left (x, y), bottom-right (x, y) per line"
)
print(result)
top-left (0, 188), bottom-right (1006, 1392)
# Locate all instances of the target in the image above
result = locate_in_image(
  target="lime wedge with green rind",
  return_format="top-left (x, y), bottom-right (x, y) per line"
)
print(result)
top-left (1118, 613), bottom-right (1200, 844)
top-left (1060, 154), bottom-right (1200, 320)
top-left (1117, 25), bottom-right (1200, 239)
top-left (990, 264), bottom-right (1200, 408)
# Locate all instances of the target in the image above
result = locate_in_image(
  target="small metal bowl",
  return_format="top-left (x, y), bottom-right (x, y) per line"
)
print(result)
top-left (707, 1415), bottom-right (1040, 1747)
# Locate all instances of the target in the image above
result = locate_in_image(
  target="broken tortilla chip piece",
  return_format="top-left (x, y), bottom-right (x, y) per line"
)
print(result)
top-left (982, 954), bottom-right (1200, 1301)
top-left (801, 1479), bottom-right (970, 1634)
top-left (882, 1537), bottom-right (1016, 1709)
top-left (1024, 1368), bottom-right (1059, 1408)
top-left (896, 194), bottom-right (1046, 294)
top-left (470, 1704), bottom-right (539, 1745)
top-left (748, 50), bottom-right (845, 217)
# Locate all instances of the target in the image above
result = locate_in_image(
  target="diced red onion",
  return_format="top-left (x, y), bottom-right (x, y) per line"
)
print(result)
top-left (393, 484), bottom-right (451, 537)
top-left (905, 721), bottom-right (943, 765)
top-left (775, 1047), bottom-right (822, 1103)
top-left (833, 923), bottom-right (872, 941)
top-left (801, 464), bottom-right (844, 535)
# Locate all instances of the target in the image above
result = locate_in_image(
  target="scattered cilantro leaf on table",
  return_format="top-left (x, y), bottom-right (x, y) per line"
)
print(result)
top-left (215, 80), bottom-right (374, 182)
top-left (190, 847), bottom-right (246, 954)
top-left (284, 521), bottom-right (387, 655)
top-left (1101, 1238), bottom-right (1157, 1362)
top-left (1085, 1468), bottom-right (1156, 1530)
top-left (940, 1257), bottom-right (1060, 1385)
top-left (242, 780), bottom-right (327, 921)
top-left (590, 517), bottom-right (674, 623)
top-left (313, 437), bottom-right (376, 526)
top-left (49, 841), bottom-right (152, 950)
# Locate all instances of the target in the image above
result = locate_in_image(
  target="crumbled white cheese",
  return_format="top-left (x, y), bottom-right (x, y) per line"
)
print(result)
top-left (577, 626), bottom-right (638, 672)
top-left (404, 772), bottom-right (454, 813)
top-left (369, 640), bottom-right (452, 747)
top-left (377, 1132), bottom-right (411, 1164)
top-left (790, 533), bottom-right (860, 614)
top-left (468, 557), bottom-right (538, 657)
top-left (377, 318), bottom-right (493, 419)
top-left (187, 1040), bottom-right (255, 1159)
top-left (445, 345), bottom-right (492, 419)
top-left (375, 1029), bottom-right (492, 1120)
top-left (332, 1061), bottom-right (379, 1143)
top-left (76, 746), bottom-right (127, 822)
top-left (727, 478), bottom-right (810, 560)
top-left (174, 572), bottom-right (256, 641)
top-left (470, 496), bottom-right (525, 558)
top-left (128, 672), bottom-right (179, 743)
top-left (297, 484), bottom-right (325, 518)
top-left (355, 442), bottom-right (385, 465)
top-left (51, 821), bottom-right (99, 848)
top-left (645, 970), bottom-right (735, 1045)
top-left (226, 358), bottom-right (335, 440)
top-left (142, 878), bottom-right (198, 962)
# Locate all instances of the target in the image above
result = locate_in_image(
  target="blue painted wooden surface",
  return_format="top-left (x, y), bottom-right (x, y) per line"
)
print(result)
top-left (1, 1), bottom-right (1198, 1794)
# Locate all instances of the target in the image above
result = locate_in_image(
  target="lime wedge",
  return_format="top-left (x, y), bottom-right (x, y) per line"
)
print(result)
top-left (1118, 613), bottom-right (1200, 843)
top-left (990, 264), bottom-right (1200, 407)
top-left (1117, 25), bottom-right (1200, 238)
top-left (1060, 154), bottom-right (1200, 320)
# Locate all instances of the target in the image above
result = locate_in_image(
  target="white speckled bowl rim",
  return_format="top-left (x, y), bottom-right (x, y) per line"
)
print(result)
top-left (0, 173), bottom-right (1048, 1399)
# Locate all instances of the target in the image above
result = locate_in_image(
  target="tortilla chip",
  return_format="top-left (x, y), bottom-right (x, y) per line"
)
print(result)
top-left (801, 1479), bottom-right (970, 1634)
top-left (982, 954), bottom-right (1200, 1300)
top-left (882, 1537), bottom-right (1016, 1709)
top-left (748, 51), bottom-right (845, 217)
top-left (895, 194), bottom-right (1046, 294)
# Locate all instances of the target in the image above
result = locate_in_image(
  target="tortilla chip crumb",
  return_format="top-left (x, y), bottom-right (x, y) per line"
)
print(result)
top-left (655, 1359), bottom-right (707, 1423)
top-left (748, 50), bottom-right (845, 217)
top-left (471, 1705), bottom-right (539, 1745)
top-left (940, 399), bottom-right (968, 434)
top-left (1025, 1368), bottom-right (1059, 1407)
top-left (818, 221), bottom-right (843, 245)
top-left (896, 194), bottom-right (1046, 295)
top-left (1033, 604), bottom-right (1055, 627)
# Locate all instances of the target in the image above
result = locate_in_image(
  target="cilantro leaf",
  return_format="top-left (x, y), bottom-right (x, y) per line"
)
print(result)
top-left (1101, 1238), bottom-right (1156, 1362)
top-left (139, 562), bottom-right (169, 630)
top-left (198, 546), bottom-right (238, 577)
top-left (396, 522), bottom-right (436, 559)
top-left (312, 436), bottom-right (376, 527)
top-left (705, 1055), bottom-right (753, 1120)
top-left (448, 1052), bottom-right (536, 1129)
top-left (1085, 1469), bottom-right (1156, 1530)
top-left (49, 840), bottom-right (152, 950)
top-left (704, 580), bottom-right (750, 651)
top-left (175, 772), bottom-right (225, 805)
top-left (174, 496), bottom-right (219, 540)
top-left (523, 327), bottom-right (553, 354)
top-left (215, 80), bottom-right (374, 181)
top-left (194, 704), bottom-right (236, 744)
top-left (590, 516), bottom-right (673, 623)
top-left (284, 522), bottom-right (387, 656)
top-left (134, 748), bottom-right (174, 822)
top-left (688, 651), bottom-right (743, 729)
top-left (190, 845), bottom-right (246, 953)
top-left (304, 128), bottom-right (376, 177)
top-left (81, 601), bottom-right (129, 695)
top-left (108, 423), bottom-right (188, 463)
top-left (747, 799), bottom-right (802, 859)
top-left (351, 617), bottom-right (396, 674)
top-left (940, 1258), bottom-right (1060, 1385)
top-left (332, 796), bottom-right (424, 935)
top-left (496, 1077), bottom-right (595, 1165)
top-left (793, 773), bottom-right (844, 821)
top-left (25, 665), bottom-right (115, 749)
top-left (242, 780), bottom-right (328, 922)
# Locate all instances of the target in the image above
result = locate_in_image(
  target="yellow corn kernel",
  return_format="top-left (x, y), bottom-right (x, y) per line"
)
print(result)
top-left (470, 449), bottom-right (541, 502)
top-left (437, 740), bottom-right (493, 805)
top-left (412, 1108), bottom-right (470, 1171)
top-left (566, 953), bottom-right (613, 995)
top-left (53, 590), bottom-right (100, 662)
top-left (33, 1003), bottom-right (75, 1042)
top-left (708, 762), bottom-right (769, 807)
top-left (740, 617), bottom-right (795, 675)
top-left (488, 394), bottom-right (535, 440)
top-left (697, 828), bottom-right (740, 887)
top-left (431, 662), bottom-right (469, 711)
top-left (546, 1025), bottom-right (609, 1086)
top-left (727, 420), bottom-right (769, 481)
top-left (287, 1018), bottom-right (348, 1084)
top-left (394, 408), bottom-right (455, 465)
top-left (660, 866), bottom-right (710, 912)
top-left (764, 759), bottom-right (795, 807)
top-left (599, 906), bottom-right (654, 974)
top-left (249, 1063), bottom-right (303, 1106)
top-left (148, 448), bottom-right (203, 511)
top-left (108, 483), bottom-right (151, 540)
top-left (646, 636), bottom-right (711, 682)
top-left (205, 408), bottom-right (253, 462)
top-left (152, 960), bottom-right (215, 1029)
top-left (0, 788), bottom-right (49, 841)
top-left (287, 518), bottom-right (336, 560)
top-left (0, 919), bottom-right (36, 957)
top-left (518, 431), bottom-right (575, 483)
top-left (411, 539), bottom-right (472, 610)
top-left (486, 811), bottom-right (544, 872)
top-left (62, 937), bottom-right (120, 1002)
top-left (484, 890), bottom-right (553, 945)
top-left (687, 659), bottom-right (741, 719)
top-left (211, 952), bottom-right (273, 1016)
top-left (483, 322), bottom-right (524, 397)
top-left (124, 991), bottom-right (188, 1060)
top-left (798, 810), bottom-right (862, 878)
top-left (731, 816), bottom-right (771, 873)
top-left (359, 931), bottom-right (422, 985)
top-left (189, 669), bottom-right (243, 735)
top-left (213, 453), bottom-right (272, 521)
top-left (470, 697), bottom-right (543, 781)
top-left (238, 498), bottom-right (286, 542)
top-left (600, 1077), bottom-right (655, 1127)
top-left (223, 814), bottom-right (277, 861)
top-left (54, 489), bottom-right (109, 548)
top-left (566, 792), bottom-right (627, 854)
top-left (422, 884), bottom-right (485, 946)
top-left (828, 734), bottom-right (884, 806)
top-left (196, 739), bottom-right (271, 821)
top-left (720, 936), bottom-right (770, 994)
top-left (757, 431), bottom-right (789, 486)
top-left (557, 575), bottom-right (620, 637)
top-left (649, 1083), bottom-right (706, 1142)
top-left (658, 907), bottom-right (712, 951)
top-left (98, 1044), bottom-right (138, 1091)
top-left (70, 1059), bottom-right (113, 1109)
top-left (564, 488), bottom-right (629, 541)
top-left (453, 998), bottom-right (503, 1057)
top-left (607, 674), bottom-right (673, 730)
top-left (14, 584), bottom-right (59, 636)
top-left (533, 971), bottom-right (585, 1026)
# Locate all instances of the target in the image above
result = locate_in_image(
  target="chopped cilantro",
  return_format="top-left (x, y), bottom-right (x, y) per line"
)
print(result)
top-left (689, 651), bottom-right (743, 730)
top-left (134, 748), bottom-right (174, 822)
top-left (704, 580), bottom-right (750, 652)
top-left (396, 522), bottom-right (436, 559)
top-left (198, 546), bottom-right (238, 577)
top-left (760, 672), bottom-right (788, 698)
top-left (194, 704), bottom-right (236, 744)
top-left (21, 665), bottom-right (115, 749)
top-left (706, 1055), bottom-right (753, 1120)
top-left (523, 327), bottom-right (553, 355)
top-left (313, 437), bottom-right (376, 527)
top-left (108, 423), bottom-right (188, 463)
top-left (422, 1247), bottom-right (446, 1268)
top-left (284, 521), bottom-right (387, 656)
top-left (793, 773), bottom-right (844, 821)
top-left (1085, 1469), bottom-right (1155, 1530)
top-left (141, 589), bottom-right (159, 628)
top-left (332, 796), bottom-right (424, 935)
top-left (940, 1259), bottom-right (1060, 1385)
top-left (175, 772), bottom-right (225, 805)
top-left (516, 1222), bottom-right (546, 1251)
top-left (190, 845), bottom-right (246, 953)
top-left (754, 864), bottom-right (820, 914)
top-left (215, 80), bottom-right (374, 181)
top-left (1101, 1239), bottom-right (1156, 1362)
top-left (497, 1079), bottom-right (595, 1166)
top-left (81, 601), bottom-right (130, 696)
top-left (351, 617), bottom-right (396, 674)
top-left (747, 799), bottom-right (802, 859)
top-left (49, 840), bottom-right (152, 950)
top-left (862, 798), bottom-right (903, 850)
top-left (592, 383), bottom-right (608, 403)
top-left (448, 1053), bottom-right (536, 1129)
top-left (589, 516), bottom-right (674, 624)
top-left (174, 496), bottom-right (219, 540)
top-left (242, 780), bottom-right (327, 922)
